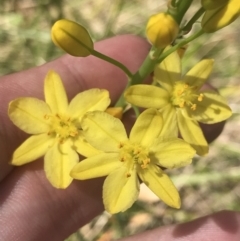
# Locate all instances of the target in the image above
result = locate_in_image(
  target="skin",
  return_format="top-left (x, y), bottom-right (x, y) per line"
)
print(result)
top-left (0, 35), bottom-right (239, 241)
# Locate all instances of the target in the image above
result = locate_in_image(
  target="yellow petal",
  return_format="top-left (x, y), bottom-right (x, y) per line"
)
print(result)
top-left (138, 165), bottom-right (180, 208)
top-left (81, 111), bottom-right (128, 152)
top-left (71, 153), bottom-right (121, 180)
top-left (11, 134), bottom-right (53, 165)
top-left (151, 138), bottom-right (195, 168)
top-left (185, 91), bottom-right (232, 124)
top-left (124, 85), bottom-right (169, 109)
top-left (202, 0), bottom-right (240, 32)
top-left (68, 89), bottom-right (110, 119)
top-left (103, 167), bottom-right (139, 214)
top-left (184, 59), bottom-right (214, 88)
top-left (51, 19), bottom-right (93, 57)
top-left (130, 108), bottom-right (163, 147)
top-left (44, 140), bottom-right (79, 189)
top-left (44, 70), bottom-right (68, 114)
top-left (177, 111), bottom-right (209, 156)
top-left (154, 47), bottom-right (181, 92)
top-left (159, 104), bottom-right (178, 138)
top-left (8, 98), bottom-right (51, 134)
top-left (73, 134), bottom-right (102, 157)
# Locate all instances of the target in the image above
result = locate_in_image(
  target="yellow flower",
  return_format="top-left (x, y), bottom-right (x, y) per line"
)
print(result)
top-left (201, 0), bottom-right (240, 32)
top-left (8, 70), bottom-right (110, 188)
top-left (71, 108), bottom-right (196, 213)
top-left (146, 13), bottom-right (179, 49)
top-left (51, 19), bottom-right (93, 57)
top-left (124, 48), bottom-right (232, 156)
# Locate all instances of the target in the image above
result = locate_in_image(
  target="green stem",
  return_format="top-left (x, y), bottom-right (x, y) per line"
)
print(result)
top-left (173, 0), bottom-right (194, 25)
top-left (61, 28), bottom-right (133, 78)
top-left (115, 77), bottom-right (131, 108)
top-left (158, 29), bottom-right (204, 63)
top-left (182, 7), bottom-right (205, 32)
top-left (130, 48), bottom-right (163, 86)
top-left (171, 0), bottom-right (177, 7)
top-left (115, 48), bottom-right (163, 108)
top-left (91, 49), bottom-right (133, 78)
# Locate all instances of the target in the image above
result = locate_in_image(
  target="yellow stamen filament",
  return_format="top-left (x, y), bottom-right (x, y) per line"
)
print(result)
top-left (44, 113), bottom-right (79, 143)
top-left (198, 93), bottom-right (204, 101)
top-left (118, 142), bottom-right (150, 178)
top-left (171, 81), bottom-right (204, 111)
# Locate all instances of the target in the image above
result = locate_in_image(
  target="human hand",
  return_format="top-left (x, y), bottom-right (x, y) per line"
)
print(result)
top-left (120, 210), bottom-right (240, 241)
top-left (0, 35), bottom-right (229, 241)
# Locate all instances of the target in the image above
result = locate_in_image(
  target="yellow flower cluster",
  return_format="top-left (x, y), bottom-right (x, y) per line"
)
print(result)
top-left (9, 70), bottom-right (197, 213)
top-left (7, 4), bottom-right (234, 214)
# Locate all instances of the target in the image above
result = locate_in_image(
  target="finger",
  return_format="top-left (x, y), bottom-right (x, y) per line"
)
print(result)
top-left (0, 34), bottom-right (150, 181)
top-left (0, 35), bottom-right (150, 241)
top-left (119, 210), bottom-right (240, 241)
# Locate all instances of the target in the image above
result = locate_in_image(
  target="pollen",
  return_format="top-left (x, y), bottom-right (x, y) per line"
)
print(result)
top-left (171, 81), bottom-right (204, 111)
top-left (45, 113), bottom-right (80, 143)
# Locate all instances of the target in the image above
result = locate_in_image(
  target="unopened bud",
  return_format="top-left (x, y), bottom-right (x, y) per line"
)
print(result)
top-left (146, 13), bottom-right (179, 49)
top-left (51, 19), bottom-right (93, 57)
top-left (201, 0), bottom-right (240, 33)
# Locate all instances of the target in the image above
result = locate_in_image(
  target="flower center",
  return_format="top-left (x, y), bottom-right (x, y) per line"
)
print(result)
top-left (44, 114), bottom-right (80, 143)
top-left (171, 81), bottom-right (203, 110)
top-left (118, 141), bottom-right (150, 178)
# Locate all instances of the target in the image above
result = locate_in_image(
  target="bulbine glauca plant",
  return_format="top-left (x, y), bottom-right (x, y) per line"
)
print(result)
top-left (8, 0), bottom-right (238, 214)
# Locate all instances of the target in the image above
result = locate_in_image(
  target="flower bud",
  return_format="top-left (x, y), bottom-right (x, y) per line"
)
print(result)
top-left (201, 0), bottom-right (240, 33)
top-left (146, 13), bottom-right (179, 49)
top-left (51, 19), bottom-right (93, 57)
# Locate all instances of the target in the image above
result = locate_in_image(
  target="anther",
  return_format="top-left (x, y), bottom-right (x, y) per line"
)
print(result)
top-left (119, 143), bottom-right (124, 148)
top-left (126, 173), bottom-right (131, 178)
top-left (191, 104), bottom-right (196, 110)
top-left (198, 93), bottom-right (204, 101)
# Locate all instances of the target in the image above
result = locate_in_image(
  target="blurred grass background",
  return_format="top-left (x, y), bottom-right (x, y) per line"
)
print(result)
top-left (1, 0), bottom-right (240, 240)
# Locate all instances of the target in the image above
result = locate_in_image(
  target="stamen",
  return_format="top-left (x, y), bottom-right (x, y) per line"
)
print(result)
top-left (46, 113), bottom-right (79, 140)
top-left (141, 158), bottom-right (150, 169)
top-left (70, 130), bottom-right (79, 137)
top-left (191, 104), bottom-right (196, 110)
top-left (119, 142), bottom-right (124, 148)
top-left (59, 138), bottom-right (65, 144)
top-left (198, 93), bottom-right (204, 101)
top-left (171, 81), bottom-right (204, 111)
top-left (179, 101), bottom-right (185, 108)
top-left (126, 173), bottom-right (131, 178)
